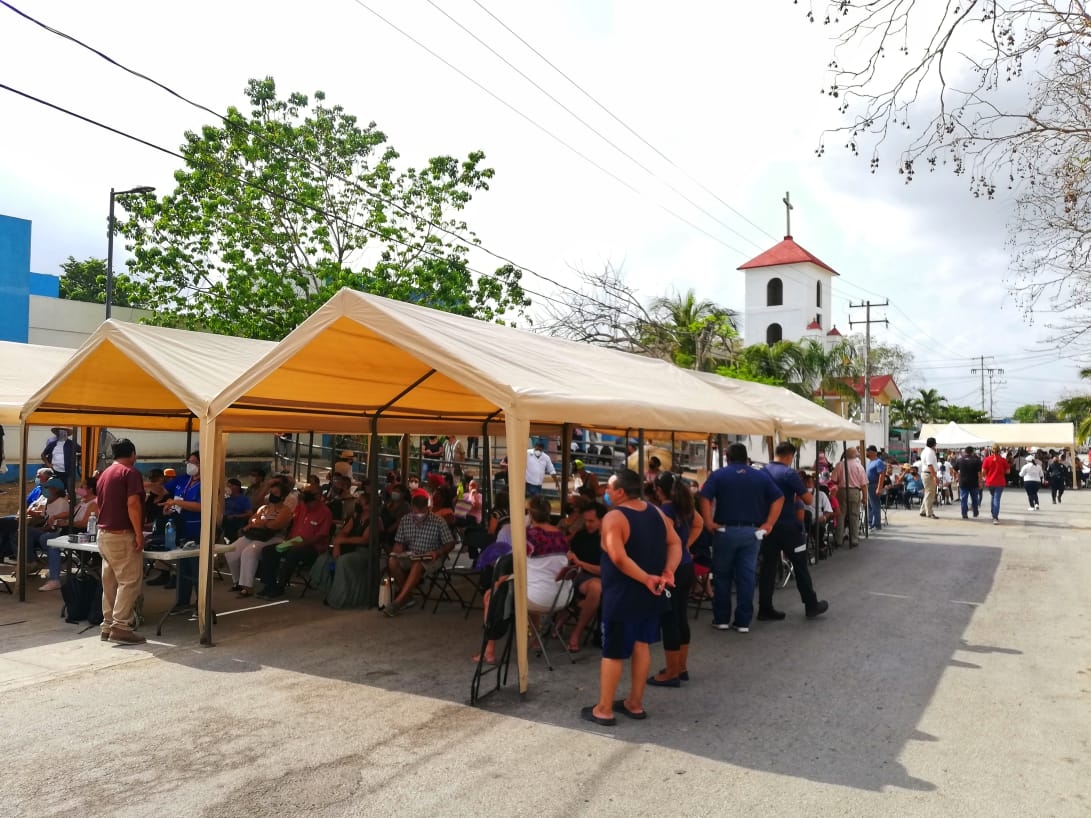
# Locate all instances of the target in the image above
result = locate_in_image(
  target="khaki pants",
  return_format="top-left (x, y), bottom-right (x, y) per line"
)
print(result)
top-left (835, 488), bottom-right (862, 546)
top-left (922, 474), bottom-right (938, 517)
top-left (99, 530), bottom-right (144, 632)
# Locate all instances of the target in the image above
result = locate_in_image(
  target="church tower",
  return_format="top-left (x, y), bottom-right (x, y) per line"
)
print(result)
top-left (737, 193), bottom-right (840, 347)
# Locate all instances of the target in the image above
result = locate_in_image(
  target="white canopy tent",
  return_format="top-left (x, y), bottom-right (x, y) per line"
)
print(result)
top-left (691, 371), bottom-right (864, 441)
top-left (0, 340), bottom-right (75, 427)
top-left (916, 422), bottom-right (1075, 451)
top-left (911, 421), bottom-right (993, 449)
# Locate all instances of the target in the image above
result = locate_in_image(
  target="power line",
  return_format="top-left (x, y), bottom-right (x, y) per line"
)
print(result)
top-left (468, 0), bottom-right (778, 243)
top-left (423, 0), bottom-right (767, 251)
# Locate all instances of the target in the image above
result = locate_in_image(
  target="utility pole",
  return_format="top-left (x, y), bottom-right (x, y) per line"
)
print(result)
top-left (849, 300), bottom-right (889, 424)
top-left (970, 356), bottom-right (1003, 416)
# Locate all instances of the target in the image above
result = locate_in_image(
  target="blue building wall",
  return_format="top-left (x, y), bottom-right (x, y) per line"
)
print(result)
top-left (0, 213), bottom-right (32, 342)
top-left (30, 271), bottom-right (58, 297)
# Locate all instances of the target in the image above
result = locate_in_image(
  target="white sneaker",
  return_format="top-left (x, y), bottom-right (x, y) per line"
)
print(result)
top-left (711, 622), bottom-right (731, 631)
top-left (732, 624), bottom-right (750, 633)
top-left (1028, 506), bottom-right (1036, 511)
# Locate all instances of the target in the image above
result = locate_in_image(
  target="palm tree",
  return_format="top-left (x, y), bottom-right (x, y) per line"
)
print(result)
top-left (888, 398), bottom-right (920, 430)
top-left (1057, 394), bottom-right (1091, 443)
top-left (910, 388), bottom-right (948, 423)
top-left (646, 289), bottom-right (739, 370)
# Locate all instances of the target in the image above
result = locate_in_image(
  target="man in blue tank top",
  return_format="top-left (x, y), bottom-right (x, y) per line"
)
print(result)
top-left (700, 443), bottom-right (783, 633)
top-left (758, 442), bottom-right (828, 621)
top-left (581, 469), bottom-right (681, 727)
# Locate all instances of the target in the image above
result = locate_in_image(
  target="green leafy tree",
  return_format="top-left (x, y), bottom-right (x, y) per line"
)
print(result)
top-left (888, 398), bottom-right (921, 430)
top-left (909, 388), bottom-right (947, 423)
top-left (646, 289), bottom-right (739, 370)
top-left (939, 404), bottom-right (989, 425)
top-left (120, 78), bottom-right (529, 340)
top-left (1012, 403), bottom-right (1058, 423)
top-left (57, 256), bottom-right (144, 308)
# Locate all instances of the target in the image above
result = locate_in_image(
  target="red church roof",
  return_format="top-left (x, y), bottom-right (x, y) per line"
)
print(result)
top-left (843, 375), bottom-right (898, 398)
top-left (826, 326), bottom-right (841, 336)
top-left (806, 319), bottom-right (822, 330)
top-left (737, 236), bottom-right (839, 276)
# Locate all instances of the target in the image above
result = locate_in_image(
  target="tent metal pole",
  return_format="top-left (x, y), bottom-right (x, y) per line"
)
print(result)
top-left (399, 434), bottom-right (409, 486)
top-left (306, 432), bottom-right (315, 480)
top-left (638, 428), bottom-right (645, 480)
top-left (706, 435), bottom-right (713, 474)
top-left (366, 416), bottom-right (381, 607)
top-left (480, 410), bottom-right (501, 516)
top-left (16, 422), bottom-right (29, 602)
top-left (560, 423), bottom-right (572, 512)
top-left (670, 432), bottom-right (676, 474)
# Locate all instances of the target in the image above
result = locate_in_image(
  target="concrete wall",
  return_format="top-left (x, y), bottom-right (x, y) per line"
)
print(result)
top-left (28, 295), bottom-right (152, 348)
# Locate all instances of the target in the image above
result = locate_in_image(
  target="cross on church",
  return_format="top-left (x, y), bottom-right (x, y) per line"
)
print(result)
top-left (783, 190), bottom-right (793, 238)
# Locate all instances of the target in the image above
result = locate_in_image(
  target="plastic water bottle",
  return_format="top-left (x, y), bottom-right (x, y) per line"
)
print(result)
top-left (86, 513), bottom-right (98, 542)
top-left (164, 519), bottom-right (177, 550)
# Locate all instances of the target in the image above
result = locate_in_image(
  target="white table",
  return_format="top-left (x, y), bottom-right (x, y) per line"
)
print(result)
top-left (45, 537), bottom-right (235, 634)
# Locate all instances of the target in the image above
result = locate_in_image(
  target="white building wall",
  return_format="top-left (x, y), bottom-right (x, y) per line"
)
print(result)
top-left (28, 295), bottom-right (152, 348)
top-left (742, 261), bottom-right (835, 345)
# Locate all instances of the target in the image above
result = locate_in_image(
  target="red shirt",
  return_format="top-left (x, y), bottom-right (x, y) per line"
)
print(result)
top-left (289, 501), bottom-right (333, 552)
top-left (96, 461), bottom-right (146, 531)
top-left (981, 455), bottom-right (1009, 488)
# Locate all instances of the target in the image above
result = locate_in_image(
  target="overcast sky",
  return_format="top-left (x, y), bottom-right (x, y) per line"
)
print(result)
top-left (0, 0), bottom-right (1083, 417)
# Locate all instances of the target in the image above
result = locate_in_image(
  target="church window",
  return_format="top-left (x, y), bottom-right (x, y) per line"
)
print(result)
top-left (816, 281), bottom-right (822, 308)
top-left (766, 323), bottom-right (782, 345)
top-left (766, 277), bottom-right (783, 306)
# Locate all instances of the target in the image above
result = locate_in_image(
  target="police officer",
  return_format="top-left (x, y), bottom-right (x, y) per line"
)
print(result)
top-left (757, 442), bottom-right (829, 621)
top-left (699, 443), bottom-right (783, 633)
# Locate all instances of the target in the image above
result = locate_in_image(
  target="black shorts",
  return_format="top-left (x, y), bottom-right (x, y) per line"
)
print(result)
top-left (572, 569), bottom-right (599, 594)
top-left (600, 616), bottom-right (660, 660)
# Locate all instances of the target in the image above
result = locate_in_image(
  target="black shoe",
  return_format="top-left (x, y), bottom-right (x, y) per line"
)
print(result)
top-left (163, 577), bottom-right (177, 590)
top-left (145, 571), bottom-right (169, 586)
top-left (757, 608), bottom-right (786, 621)
top-left (265, 587), bottom-right (285, 599)
top-left (806, 600), bottom-right (829, 618)
top-left (229, 584), bottom-right (241, 592)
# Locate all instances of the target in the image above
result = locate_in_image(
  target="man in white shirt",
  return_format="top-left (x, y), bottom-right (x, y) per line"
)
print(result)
top-left (919, 437), bottom-right (940, 518)
top-left (525, 439), bottom-right (560, 497)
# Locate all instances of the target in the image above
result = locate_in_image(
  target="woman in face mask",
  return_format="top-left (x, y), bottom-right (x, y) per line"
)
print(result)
top-left (223, 477), bottom-right (294, 596)
top-left (157, 452), bottom-right (206, 608)
top-left (330, 491), bottom-right (371, 559)
top-left (39, 477), bottom-right (99, 591)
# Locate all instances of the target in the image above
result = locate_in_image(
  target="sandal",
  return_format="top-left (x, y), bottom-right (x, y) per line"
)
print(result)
top-left (237, 588), bottom-right (252, 597)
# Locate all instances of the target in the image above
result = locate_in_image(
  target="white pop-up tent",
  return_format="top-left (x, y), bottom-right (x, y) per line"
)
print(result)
top-left (0, 340), bottom-right (75, 427)
top-left (917, 422), bottom-right (1075, 451)
top-left (911, 421), bottom-right (993, 449)
top-left (691, 371), bottom-right (864, 441)
top-left (209, 288), bottom-right (779, 691)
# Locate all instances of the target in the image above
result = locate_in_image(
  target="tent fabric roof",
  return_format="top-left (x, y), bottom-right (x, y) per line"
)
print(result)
top-left (20, 321), bottom-right (276, 430)
top-left (911, 421), bottom-right (993, 449)
top-left (917, 422), bottom-right (1075, 450)
top-left (692, 372), bottom-right (863, 441)
top-left (0, 341), bottom-right (76, 425)
top-left (211, 289), bottom-right (776, 436)
top-left (736, 236), bottom-right (839, 276)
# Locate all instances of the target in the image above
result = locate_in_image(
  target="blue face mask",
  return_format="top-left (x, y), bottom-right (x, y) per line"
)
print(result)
top-left (603, 492), bottom-right (612, 507)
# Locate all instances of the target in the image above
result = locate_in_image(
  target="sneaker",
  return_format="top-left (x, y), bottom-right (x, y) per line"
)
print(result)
top-left (806, 600), bottom-right (830, 619)
top-left (731, 623), bottom-right (750, 633)
top-left (38, 579), bottom-right (61, 591)
top-left (711, 621), bottom-right (731, 630)
top-left (756, 609), bottom-right (786, 621)
top-left (992, 518), bottom-right (999, 525)
top-left (1028, 506), bottom-right (1036, 511)
top-left (108, 628), bottom-right (147, 645)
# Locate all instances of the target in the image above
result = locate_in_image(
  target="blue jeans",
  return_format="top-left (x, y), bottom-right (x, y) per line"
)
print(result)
top-left (960, 487), bottom-right (982, 517)
top-left (988, 486), bottom-right (1003, 519)
top-left (711, 527), bottom-right (759, 627)
top-left (867, 483), bottom-right (882, 529)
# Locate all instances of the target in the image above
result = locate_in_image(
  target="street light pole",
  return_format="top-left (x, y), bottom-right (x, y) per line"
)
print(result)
top-left (105, 185), bottom-right (154, 319)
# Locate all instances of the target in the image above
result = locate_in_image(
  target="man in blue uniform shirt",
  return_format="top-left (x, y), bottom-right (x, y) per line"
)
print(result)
top-left (865, 445), bottom-right (886, 531)
top-left (700, 443), bottom-right (783, 633)
top-left (757, 442), bottom-right (829, 621)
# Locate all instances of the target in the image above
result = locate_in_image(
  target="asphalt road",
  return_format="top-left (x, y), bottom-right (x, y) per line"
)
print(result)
top-left (3, 487), bottom-right (1089, 817)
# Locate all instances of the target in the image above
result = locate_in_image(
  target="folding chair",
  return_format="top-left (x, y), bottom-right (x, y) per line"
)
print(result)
top-left (689, 564), bottom-right (712, 620)
top-left (527, 565), bottom-right (579, 671)
top-left (470, 574), bottom-right (515, 706)
top-left (422, 532), bottom-right (472, 613)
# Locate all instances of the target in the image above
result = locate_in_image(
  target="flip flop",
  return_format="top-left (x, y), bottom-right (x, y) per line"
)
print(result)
top-left (613, 699), bottom-right (648, 720)
top-left (580, 706), bottom-right (616, 726)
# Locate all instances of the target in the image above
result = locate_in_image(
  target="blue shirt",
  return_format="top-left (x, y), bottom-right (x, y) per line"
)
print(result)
top-left (764, 461), bottom-right (808, 527)
top-left (224, 493), bottom-right (252, 519)
top-left (165, 476), bottom-right (202, 540)
top-left (866, 457), bottom-right (885, 486)
top-left (660, 501), bottom-right (694, 566)
top-left (700, 463), bottom-right (782, 526)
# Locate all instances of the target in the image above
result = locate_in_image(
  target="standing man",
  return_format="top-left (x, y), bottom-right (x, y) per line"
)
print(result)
top-left (41, 426), bottom-right (80, 487)
top-left (834, 447), bottom-right (868, 547)
top-left (582, 470), bottom-right (680, 726)
top-left (918, 437), bottom-right (940, 519)
top-left (864, 445), bottom-right (886, 532)
top-left (757, 443), bottom-right (829, 621)
top-left (525, 439), bottom-right (560, 497)
top-left (700, 443), bottom-right (783, 633)
top-left (95, 438), bottom-right (146, 645)
top-left (420, 434), bottom-right (443, 479)
top-left (954, 446), bottom-right (984, 519)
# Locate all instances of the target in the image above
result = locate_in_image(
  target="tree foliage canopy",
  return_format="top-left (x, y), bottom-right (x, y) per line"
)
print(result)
top-left (57, 256), bottom-right (144, 308)
top-left (120, 78), bottom-right (529, 340)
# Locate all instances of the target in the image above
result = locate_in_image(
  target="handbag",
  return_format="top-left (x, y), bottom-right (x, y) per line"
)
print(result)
top-left (243, 526), bottom-right (280, 542)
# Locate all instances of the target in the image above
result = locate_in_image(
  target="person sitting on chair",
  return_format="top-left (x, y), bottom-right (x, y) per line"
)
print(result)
top-left (904, 468), bottom-right (924, 506)
top-left (256, 487), bottom-right (333, 599)
top-left (331, 492), bottom-right (371, 560)
top-left (385, 493), bottom-right (456, 617)
top-left (564, 501), bottom-right (605, 652)
top-left (222, 478), bottom-right (252, 543)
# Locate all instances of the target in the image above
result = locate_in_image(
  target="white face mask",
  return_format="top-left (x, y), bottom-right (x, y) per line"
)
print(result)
top-left (185, 462), bottom-right (199, 477)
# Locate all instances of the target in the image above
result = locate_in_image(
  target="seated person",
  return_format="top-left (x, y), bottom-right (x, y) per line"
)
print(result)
top-left (455, 479), bottom-right (483, 526)
top-left (381, 485), bottom-right (411, 548)
top-left (385, 493), bottom-right (456, 616)
top-left (225, 481), bottom-right (294, 596)
top-left (323, 473), bottom-right (354, 523)
top-left (431, 483), bottom-right (457, 528)
top-left (222, 477), bottom-right (252, 542)
top-left (564, 502), bottom-right (605, 652)
top-left (0, 467), bottom-right (53, 559)
top-left (557, 494), bottom-right (587, 537)
top-left (23, 478), bottom-right (69, 572)
top-left (40, 477), bottom-right (99, 591)
top-left (256, 486), bottom-right (334, 599)
top-left (802, 473), bottom-right (834, 528)
top-left (883, 465), bottom-right (905, 508)
top-left (904, 468), bottom-right (924, 504)
top-left (331, 492), bottom-right (370, 559)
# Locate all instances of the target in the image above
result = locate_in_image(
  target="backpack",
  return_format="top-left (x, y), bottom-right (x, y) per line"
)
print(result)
top-left (61, 574), bottom-right (104, 626)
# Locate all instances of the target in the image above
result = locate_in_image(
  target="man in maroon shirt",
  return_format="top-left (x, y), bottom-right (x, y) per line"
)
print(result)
top-left (255, 488), bottom-right (333, 598)
top-left (95, 438), bottom-right (147, 644)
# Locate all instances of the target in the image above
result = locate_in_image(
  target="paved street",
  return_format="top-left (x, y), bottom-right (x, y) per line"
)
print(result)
top-left (3, 488), bottom-right (1090, 818)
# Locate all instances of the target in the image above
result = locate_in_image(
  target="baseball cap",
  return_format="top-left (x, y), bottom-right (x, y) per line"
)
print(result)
top-left (411, 488), bottom-right (430, 500)
top-left (865, 445), bottom-right (878, 453)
